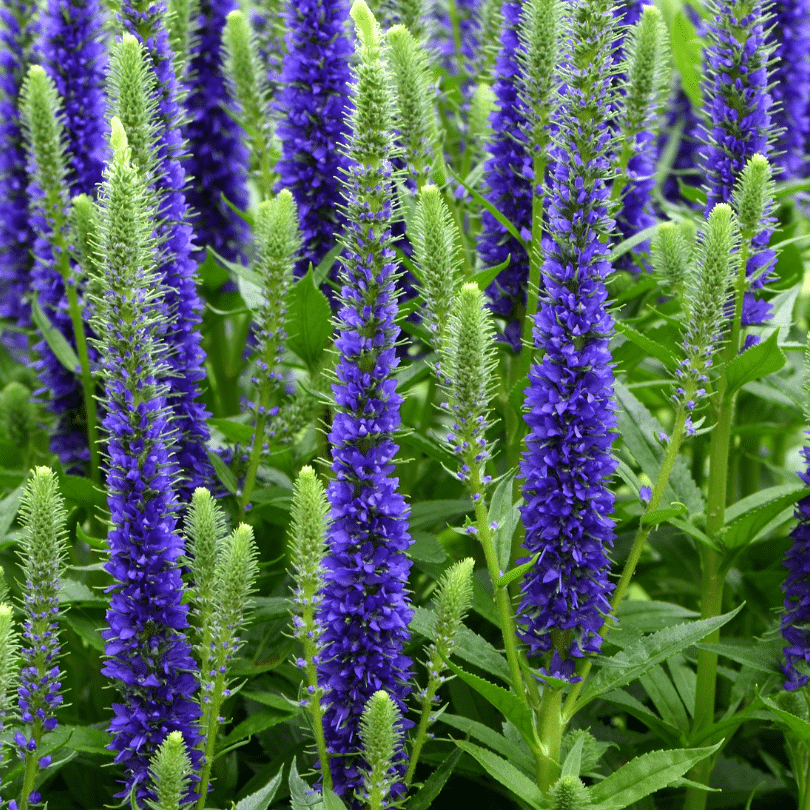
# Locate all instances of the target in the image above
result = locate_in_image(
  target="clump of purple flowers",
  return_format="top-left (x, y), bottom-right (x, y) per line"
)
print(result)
top-left (317, 5), bottom-right (413, 803)
top-left (518, 0), bottom-right (618, 682)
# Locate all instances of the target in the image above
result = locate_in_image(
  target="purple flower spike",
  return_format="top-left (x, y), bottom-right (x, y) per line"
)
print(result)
top-left (767, 0), bottom-right (810, 179)
top-left (275, 0), bottom-right (352, 282)
top-left (119, 0), bottom-right (213, 502)
top-left (41, 0), bottom-right (107, 196)
top-left (0, 1), bottom-right (39, 351)
top-left (317, 8), bottom-right (413, 804)
top-left (701, 0), bottom-right (775, 327)
top-left (781, 440), bottom-right (810, 690)
top-left (183, 0), bottom-right (251, 263)
top-left (478, 1), bottom-right (532, 351)
top-left (518, 0), bottom-right (618, 681)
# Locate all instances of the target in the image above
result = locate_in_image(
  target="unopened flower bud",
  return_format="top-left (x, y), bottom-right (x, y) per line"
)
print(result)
top-left (148, 730), bottom-right (193, 810)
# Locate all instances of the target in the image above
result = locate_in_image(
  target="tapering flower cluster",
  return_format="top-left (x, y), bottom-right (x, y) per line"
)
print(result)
top-left (183, 0), bottom-right (251, 263)
top-left (0, 1), bottom-right (38, 348)
top-left (318, 5), bottom-right (413, 803)
top-left (701, 0), bottom-right (774, 327)
top-left (478, 1), bottom-right (532, 350)
top-left (767, 0), bottom-right (810, 179)
top-left (41, 0), bottom-right (107, 195)
top-left (119, 0), bottom-right (213, 501)
top-left (15, 468), bottom-right (68, 766)
top-left (275, 0), bottom-right (352, 280)
top-left (93, 120), bottom-right (200, 802)
top-left (518, 0), bottom-right (618, 681)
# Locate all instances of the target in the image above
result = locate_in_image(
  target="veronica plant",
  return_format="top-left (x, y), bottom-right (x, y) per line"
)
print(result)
top-left (317, 4), bottom-right (414, 802)
top-left (92, 118), bottom-right (201, 804)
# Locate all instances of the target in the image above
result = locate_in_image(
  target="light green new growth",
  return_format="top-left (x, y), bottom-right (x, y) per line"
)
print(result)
top-left (239, 190), bottom-right (302, 518)
top-left (0, 382), bottom-right (37, 458)
top-left (518, 0), bottom-right (562, 151)
top-left (732, 153), bottom-right (774, 244)
top-left (148, 731), bottom-right (193, 810)
top-left (351, 0), bottom-right (379, 56)
top-left (167, 0), bottom-right (199, 81)
top-left (405, 557), bottom-right (474, 786)
top-left (359, 691), bottom-right (403, 810)
top-left (70, 194), bottom-right (101, 285)
top-left (550, 776), bottom-right (592, 810)
top-left (612, 5), bottom-right (670, 202)
top-left (185, 487), bottom-right (227, 621)
top-left (18, 467), bottom-right (68, 597)
top-left (651, 220), bottom-right (696, 299)
top-left (442, 283), bottom-right (498, 477)
top-left (0, 604), bottom-right (19, 731)
top-left (467, 82), bottom-right (496, 151)
top-left (224, 9), bottom-right (275, 197)
top-left (387, 24), bottom-right (441, 188)
top-left (109, 34), bottom-right (159, 183)
top-left (288, 465), bottom-right (332, 791)
top-left (413, 185), bottom-right (462, 351)
top-left (685, 203), bottom-right (738, 361)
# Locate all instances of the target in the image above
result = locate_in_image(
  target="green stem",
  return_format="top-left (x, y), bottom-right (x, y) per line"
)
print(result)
top-left (238, 403), bottom-right (267, 521)
top-left (536, 687), bottom-right (562, 794)
top-left (195, 673), bottom-right (226, 810)
top-left (18, 718), bottom-right (44, 810)
top-left (65, 283), bottom-right (101, 485)
top-left (404, 650), bottom-right (443, 787)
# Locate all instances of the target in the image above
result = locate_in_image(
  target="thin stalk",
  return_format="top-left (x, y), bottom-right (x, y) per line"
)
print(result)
top-left (238, 397), bottom-right (268, 520)
top-left (18, 718), bottom-right (44, 810)
top-left (404, 648), bottom-right (443, 787)
top-left (195, 673), bottom-right (226, 810)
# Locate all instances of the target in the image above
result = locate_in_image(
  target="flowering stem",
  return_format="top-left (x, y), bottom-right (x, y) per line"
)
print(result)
top-left (404, 648), bottom-right (443, 787)
top-left (64, 282), bottom-right (100, 485)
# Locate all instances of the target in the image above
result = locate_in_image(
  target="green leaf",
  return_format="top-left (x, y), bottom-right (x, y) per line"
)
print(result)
top-left (494, 552), bottom-right (540, 589)
top-left (442, 656), bottom-right (536, 750)
top-left (488, 472), bottom-right (519, 576)
top-left (672, 11), bottom-right (703, 108)
top-left (0, 481), bottom-right (24, 537)
top-left (725, 331), bottom-right (786, 397)
top-left (410, 747), bottom-right (463, 810)
top-left (454, 741), bottom-right (544, 809)
top-left (31, 296), bottom-right (81, 373)
top-left (286, 268), bottom-right (333, 370)
top-left (409, 499), bottom-right (473, 531)
top-left (616, 600), bottom-right (699, 635)
top-left (440, 714), bottom-right (535, 775)
top-left (615, 322), bottom-right (676, 370)
top-left (560, 732), bottom-right (585, 780)
top-left (409, 531), bottom-right (447, 563)
top-left (208, 449), bottom-right (238, 495)
top-left (467, 253), bottom-right (511, 292)
top-left (608, 223), bottom-right (660, 263)
top-left (289, 759), bottom-right (321, 810)
top-left (589, 744), bottom-right (721, 810)
top-left (762, 696), bottom-right (810, 748)
top-left (723, 483), bottom-right (810, 549)
top-left (76, 522), bottom-right (106, 550)
top-left (575, 605), bottom-right (743, 712)
top-left (64, 614), bottom-right (105, 652)
top-left (237, 272), bottom-right (264, 311)
top-left (234, 770), bottom-right (283, 810)
top-left (639, 664), bottom-right (690, 733)
top-left (695, 638), bottom-right (783, 676)
top-left (199, 246), bottom-right (231, 291)
top-left (398, 431), bottom-right (461, 472)
top-left (220, 707), bottom-right (296, 749)
top-left (57, 473), bottom-right (107, 509)
top-left (322, 790), bottom-right (348, 810)
top-left (601, 688), bottom-right (683, 746)
top-left (210, 417), bottom-right (256, 445)
top-left (641, 503), bottom-right (688, 528)
top-left (312, 244), bottom-right (344, 288)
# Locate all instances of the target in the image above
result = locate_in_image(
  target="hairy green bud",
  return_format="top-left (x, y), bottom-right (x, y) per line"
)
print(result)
top-left (732, 153), bottom-right (774, 244)
top-left (290, 466), bottom-right (329, 594)
top-left (684, 204), bottom-right (738, 370)
top-left (518, 0), bottom-right (562, 151)
top-left (387, 24), bottom-right (440, 188)
top-left (70, 194), bottom-right (101, 285)
top-left (0, 382), bottom-right (38, 452)
top-left (0, 604), bottom-right (19, 731)
top-left (167, 0), bottom-right (199, 81)
top-left (108, 35), bottom-right (159, 182)
top-left (359, 691), bottom-right (403, 810)
top-left (617, 6), bottom-right (670, 140)
top-left (433, 557), bottom-right (474, 659)
top-left (474, 0), bottom-right (505, 79)
top-left (185, 487), bottom-right (228, 608)
top-left (214, 524), bottom-right (259, 646)
top-left (387, 0), bottom-right (428, 41)
top-left (413, 185), bottom-right (462, 349)
top-left (651, 220), bottom-right (696, 295)
top-left (467, 82), bottom-right (496, 153)
top-left (550, 775), bottom-right (592, 810)
top-left (442, 283), bottom-right (498, 484)
top-left (147, 730), bottom-right (193, 810)
top-left (351, 0), bottom-right (379, 57)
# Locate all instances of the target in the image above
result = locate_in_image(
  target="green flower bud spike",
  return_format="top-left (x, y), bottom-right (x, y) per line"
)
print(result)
top-left (289, 465), bottom-right (332, 792)
top-left (388, 0), bottom-right (428, 42)
top-left (0, 382), bottom-right (38, 467)
top-left (386, 24), bottom-right (442, 189)
top-left (611, 5), bottom-right (670, 203)
top-left (0, 567), bottom-right (9, 605)
top-left (732, 152), bottom-right (774, 249)
top-left (651, 220), bottom-right (696, 301)
top-left (108, 34), bottom-right (159, 185)
top-left (359, 691), bottom-right (404, 810)
top-left (224, 9), bottom-right (275, 197)
top-left (20, 66), bottom-right (101, 484)
top-left (405, 557), bottom-right (474, 786)
top-left (148, 730), bottom-right (193, 810)
top-left (167, 0), bottom-right (199, 82)
top-left (69, 194), bottom-right (101, 290)
top-left (239, 190), bottom-right (302, 519)
top-left (412, 185), bottom-right (463, 352)
top-left (0, 603), bottom-right (19, 734)
top-left (196, 523), bottom-right (258, 810)
top-left (550, 776), bottom-right (592, 810)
